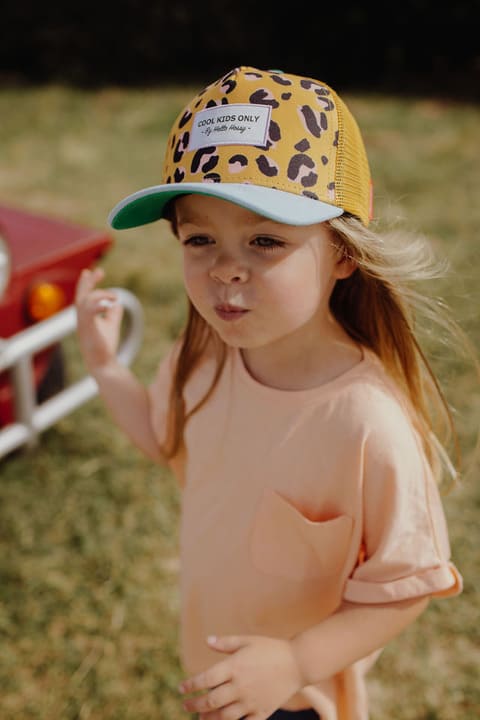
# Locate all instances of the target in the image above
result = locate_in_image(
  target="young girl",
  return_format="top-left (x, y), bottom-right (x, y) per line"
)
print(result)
top-left (75, 66), bottom-right (465, 720)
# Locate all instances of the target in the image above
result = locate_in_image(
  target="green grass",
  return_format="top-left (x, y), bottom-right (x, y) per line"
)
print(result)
top-left (1, 86), bottom-right (479, 719)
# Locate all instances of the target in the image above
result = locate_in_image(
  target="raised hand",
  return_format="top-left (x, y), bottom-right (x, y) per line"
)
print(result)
top-left (74, 267), bottom-right (124, 373)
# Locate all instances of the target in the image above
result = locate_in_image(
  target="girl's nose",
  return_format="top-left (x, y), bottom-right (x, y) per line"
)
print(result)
top-left (209, 255), bottom-right (249, 284)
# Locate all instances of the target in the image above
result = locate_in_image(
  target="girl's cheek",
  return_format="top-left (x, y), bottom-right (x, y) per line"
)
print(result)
top-left (182, 259), bottom-right (198, 284)
top-left (183, 268), bottom-right (206, 304)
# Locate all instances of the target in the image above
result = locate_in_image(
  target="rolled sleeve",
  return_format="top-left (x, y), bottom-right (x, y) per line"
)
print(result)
top-left (344, 415), bottom-right (463, 604)
top-left (344, 562), bottom-right (462, 603)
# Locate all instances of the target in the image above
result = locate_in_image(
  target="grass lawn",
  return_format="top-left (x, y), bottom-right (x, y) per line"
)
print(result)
top-left (0, 84), bottom-right (479, 720)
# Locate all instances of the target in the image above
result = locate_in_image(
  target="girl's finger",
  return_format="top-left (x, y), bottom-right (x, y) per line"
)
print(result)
top-left (95, 298), bottom-right (123, 319)
top-left (75, 267), bottom-right (105, 303)
top-left (77, 289), bottom-right (117, 313)
top-left (97, 298), bottom-right (116, 310)
top-left (182, 681), bottom-right (236, 714)
top-left (180, 663), bottom-right (232, 695)
top-left (97, 297), bottom-right (119, 312)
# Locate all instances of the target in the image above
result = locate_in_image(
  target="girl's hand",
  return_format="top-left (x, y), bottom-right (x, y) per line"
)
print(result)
top-left (179, 634), bottom-right (305, 720)
top-left (74, 267), bottom-right (124, 373)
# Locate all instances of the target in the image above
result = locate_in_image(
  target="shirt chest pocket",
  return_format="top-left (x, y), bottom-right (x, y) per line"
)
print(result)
top-left (249, 488), bottom-right (354, 582)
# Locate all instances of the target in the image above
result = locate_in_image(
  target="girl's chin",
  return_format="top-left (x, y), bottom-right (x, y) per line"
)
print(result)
top-left (214, 330), bottom-right (249, 348)
top-left (209, 322), bottom-right (253, 348)
top-left (214, 330), bottom-right (271, 350)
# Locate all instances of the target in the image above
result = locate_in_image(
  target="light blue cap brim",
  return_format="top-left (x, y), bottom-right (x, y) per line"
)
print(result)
top-left (108, 182), bottom-right (344, 229)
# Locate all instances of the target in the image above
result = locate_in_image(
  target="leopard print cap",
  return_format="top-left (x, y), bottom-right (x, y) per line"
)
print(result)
top-left (161, 66), bottom-right (371, 225)
top-left (108, 66), bottom-right (372, 229)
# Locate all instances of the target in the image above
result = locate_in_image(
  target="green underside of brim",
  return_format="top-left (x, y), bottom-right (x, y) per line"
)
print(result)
top-left (111, 192), bottom-right (180, 229)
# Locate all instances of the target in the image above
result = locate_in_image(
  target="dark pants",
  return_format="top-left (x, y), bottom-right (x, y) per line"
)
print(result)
top-left (197, 708), bottom-right (320, 720)
top-left (268, 710), bottom-right (320, 720)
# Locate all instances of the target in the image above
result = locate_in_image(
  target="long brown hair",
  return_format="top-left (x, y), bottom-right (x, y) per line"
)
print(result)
top-left (328, 214), bottom-right (479, 487)
top-left (161, 213), bottom-right (478, 487)
top-left (161, 304), bottom-right (227, 459)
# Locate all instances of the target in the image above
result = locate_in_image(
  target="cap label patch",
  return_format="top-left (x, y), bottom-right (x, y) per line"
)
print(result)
top-left (188, 103), bottom-right (271, 150)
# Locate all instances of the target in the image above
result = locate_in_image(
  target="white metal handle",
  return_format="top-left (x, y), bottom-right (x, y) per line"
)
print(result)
top-left (0, 288), bottom-right (144, 459)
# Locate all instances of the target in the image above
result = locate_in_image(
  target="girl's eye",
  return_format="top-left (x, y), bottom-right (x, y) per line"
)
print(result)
top-left (182, 235), bottom-right (212, 247)
top-left (252, 236), bottom-right (286, 251)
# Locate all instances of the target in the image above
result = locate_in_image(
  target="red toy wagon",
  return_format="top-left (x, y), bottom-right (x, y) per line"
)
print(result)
top-left (0, 204), bottom-right (143, 459)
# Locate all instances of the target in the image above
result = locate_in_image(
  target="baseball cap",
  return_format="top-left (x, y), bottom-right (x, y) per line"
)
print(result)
top-left (108, 66), bottom-right (373, 229)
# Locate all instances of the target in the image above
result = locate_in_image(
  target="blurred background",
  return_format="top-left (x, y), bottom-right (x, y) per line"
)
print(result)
top-left (1, 2), bottom-right (479, 719)
top-left (1, 0), bottom-right (480, 98)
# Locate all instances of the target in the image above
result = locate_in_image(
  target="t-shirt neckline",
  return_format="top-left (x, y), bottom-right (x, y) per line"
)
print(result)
top-left (233, 344), bottom-right (377, 399)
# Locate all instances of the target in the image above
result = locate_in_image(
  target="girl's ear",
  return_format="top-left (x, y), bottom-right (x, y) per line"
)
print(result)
top-left (334, 246), bottom-right (357, 280)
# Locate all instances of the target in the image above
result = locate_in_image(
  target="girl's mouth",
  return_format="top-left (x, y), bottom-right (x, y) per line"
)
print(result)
top-left (214, 303), bottom-right (250, 322)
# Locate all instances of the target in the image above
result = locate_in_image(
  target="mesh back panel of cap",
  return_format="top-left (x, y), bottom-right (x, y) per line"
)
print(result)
top-left (334, 93), bottom-right (371, 225)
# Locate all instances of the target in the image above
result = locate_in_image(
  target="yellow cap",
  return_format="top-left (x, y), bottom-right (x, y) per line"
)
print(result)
top-left (109, 66), bottom-right (372, 229)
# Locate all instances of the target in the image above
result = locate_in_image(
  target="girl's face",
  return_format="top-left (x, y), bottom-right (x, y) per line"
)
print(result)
top-left (175, 195), bottom-right (354, 356)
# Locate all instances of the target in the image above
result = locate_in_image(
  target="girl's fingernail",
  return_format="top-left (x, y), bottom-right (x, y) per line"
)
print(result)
top-left (98, 299), bottom-right (116, 309)
top-left (207, 635), bottom-right (217, 644)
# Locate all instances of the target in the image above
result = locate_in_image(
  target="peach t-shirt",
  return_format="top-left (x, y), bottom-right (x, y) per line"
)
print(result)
top-left (148, 343), bottom-right (462, 720)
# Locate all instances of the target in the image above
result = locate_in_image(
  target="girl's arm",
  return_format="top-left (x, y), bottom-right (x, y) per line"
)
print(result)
top-left (90, 362), bottom-right (166, 463)
top-left (290, 595), bottom-right (429, 686)
top-left (75, 267), bottom-right (166, 465)
top-left (179, 595), bottom-right (429, 717)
